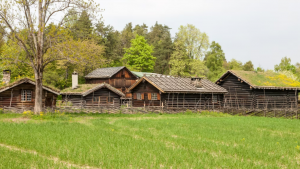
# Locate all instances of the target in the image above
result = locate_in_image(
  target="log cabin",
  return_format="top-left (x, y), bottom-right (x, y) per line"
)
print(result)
top-left (0, 77), bottom-right (59, 108)
top-left (84, 66), bottom-right (138, 98)
top-left (61, 72), bottom-right (125, 108)
top-left (128, 75), bottom-right (227, 109)
top-left (216, 70), bottom-right (300, 110)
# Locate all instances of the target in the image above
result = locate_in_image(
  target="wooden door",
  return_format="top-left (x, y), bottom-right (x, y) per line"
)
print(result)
top-left (45, 97), bottom-right (52, 107)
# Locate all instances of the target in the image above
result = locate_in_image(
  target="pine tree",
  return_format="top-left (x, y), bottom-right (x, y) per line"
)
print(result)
top-left (148, 22), bottom-right (173, 74)
top-left (72, 10), bottom-right (93, 40)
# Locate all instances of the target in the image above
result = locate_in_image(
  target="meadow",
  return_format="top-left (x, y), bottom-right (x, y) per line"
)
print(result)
top-left (0, 112), bottom-right (300, 168)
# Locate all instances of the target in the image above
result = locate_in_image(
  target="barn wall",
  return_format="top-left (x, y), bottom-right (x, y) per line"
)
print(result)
top-left (0, 83), bottom-right (57, 108)
top-left (219, 73), bottom-right (299, 109)
top-left (219, 74), bottom-right (253, 108)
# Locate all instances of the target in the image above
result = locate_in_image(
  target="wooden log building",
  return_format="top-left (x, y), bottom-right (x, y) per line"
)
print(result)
top-left (60, 83), bottom-right (125, 108)
top-left (128, 75), bottom-right (227, 109)
top-left (216, 70), bottom-right (300, 110)
top-left (0, 76), bottom-right (59, 108)
top-left (84, 66), bottom-right (138, 98)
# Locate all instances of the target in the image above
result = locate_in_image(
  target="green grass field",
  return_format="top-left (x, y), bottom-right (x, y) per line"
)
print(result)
top-left (0, 112), bottom-right (300, 168)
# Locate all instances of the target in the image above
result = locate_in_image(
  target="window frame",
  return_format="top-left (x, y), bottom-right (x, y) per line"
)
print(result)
top-left (151, 93), bottom-right (158, 100)
top-left (136, 93), bottom-right (142, 100)
top-left (21, 90), bottom-right (32, 102)
top-left (212, 95), bottom-right (218, 103)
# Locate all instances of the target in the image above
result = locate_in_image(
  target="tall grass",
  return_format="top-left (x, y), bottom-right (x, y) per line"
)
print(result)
top-left (0, 112), bottom-right (300, 168)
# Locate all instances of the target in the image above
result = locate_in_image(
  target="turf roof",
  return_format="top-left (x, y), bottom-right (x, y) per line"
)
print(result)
top-left (220, 70), bottom-right (300, 89)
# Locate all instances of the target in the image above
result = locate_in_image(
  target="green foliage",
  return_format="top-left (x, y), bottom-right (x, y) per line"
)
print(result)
top-left (1, 113), bottom-right (300, 168)
top-left (176, 24), bottom-right (209, 60)
top-left (204, 41), bottom-right (226, 81)
top-left (274, 56), bottom-right (296, 73)
top-left (122, 34), bottom-right (156, 72)
top-left (71, 10), bottom-right (93, 40)
top-left (255, 66), bottom-right (265, 72)
top-left (169, 41), bottom-right (190, 77)
top-left (227, 59), bottom-right (243, 70)
top-left (170, 40), bottom-right (207, 77)
top-left (243, 61), bottom-right (254, 71)
top-left (148, 22), bottom-right (173, 74)
top-left (95, 21), bottom-right (122, 66)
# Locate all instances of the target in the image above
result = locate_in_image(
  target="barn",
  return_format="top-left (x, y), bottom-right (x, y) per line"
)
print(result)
top-left (84, 66), bottom-right (138, 98)
top-left (216, 70), bottom-right (300, 110)
top-left (0, 77), bottom-right (59, 108)
top-left (128, 75), bottom-right (227, 109)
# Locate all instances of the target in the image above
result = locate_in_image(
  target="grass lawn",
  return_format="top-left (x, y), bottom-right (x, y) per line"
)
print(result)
top-left (0, 112), bottom-right (300, 168)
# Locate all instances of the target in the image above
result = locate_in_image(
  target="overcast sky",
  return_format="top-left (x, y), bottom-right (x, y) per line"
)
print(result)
top-left (97, 0), bottom-right (300, 70)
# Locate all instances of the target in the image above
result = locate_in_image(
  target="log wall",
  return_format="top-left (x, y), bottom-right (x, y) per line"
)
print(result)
top-left (85, 67), bottom-right (137, 98)
top-left (219, 74), bottom-right (299, 109)
top-left (62, 88), bottom-right (121, 108)
top-left (131, 80), bottom-right (224, 109)
top-left (0, 83), bottom-right (57, 108)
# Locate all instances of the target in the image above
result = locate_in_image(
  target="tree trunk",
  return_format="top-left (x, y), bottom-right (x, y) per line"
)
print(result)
top-left (34, 68), bottom-right (43, 113)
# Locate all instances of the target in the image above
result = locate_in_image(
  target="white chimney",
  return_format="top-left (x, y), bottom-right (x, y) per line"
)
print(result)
top-left (3, 70), bottom-right (11, 85)
top-left (72, 71), bottom-right (78, 89)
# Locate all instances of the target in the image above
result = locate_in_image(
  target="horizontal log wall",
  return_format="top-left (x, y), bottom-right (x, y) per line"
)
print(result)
top-left (62, 88), bottom-right (121, 108)
top-left (219, 73), bottom-right (299, 110)
top-left (85, 68), bottom-right (137, 98)
top-left (0, 83), bottom-right (57, 108)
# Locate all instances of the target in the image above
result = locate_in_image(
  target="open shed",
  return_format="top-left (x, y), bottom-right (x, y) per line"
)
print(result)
top-left (216, 70), bottom-right (300, 110)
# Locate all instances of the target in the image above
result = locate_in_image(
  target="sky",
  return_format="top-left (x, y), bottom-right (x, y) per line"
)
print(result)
top-left (97, 0), bottom-right (300, 70)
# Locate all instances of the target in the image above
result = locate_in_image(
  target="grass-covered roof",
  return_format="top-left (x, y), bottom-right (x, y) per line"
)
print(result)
top-left (61, 83), bottom-right (125, 97)
top-left (0, 77), bottom-right (60, 94)
top-left (218, 70), bottom-right (300, 89)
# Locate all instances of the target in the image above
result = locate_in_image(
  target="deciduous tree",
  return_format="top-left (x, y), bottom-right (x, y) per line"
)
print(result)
top-left (122, 34), bottom-right (155, 72)
top-left (0, 0), bottom-right (99, 113)
top-left (243, 61), bottom-right (254, 71)
top-left (176, 24), bottom-right (209, 60)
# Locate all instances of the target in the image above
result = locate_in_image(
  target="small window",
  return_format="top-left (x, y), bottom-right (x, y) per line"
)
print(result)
top-left (151, 93), bottom-right (157, 100)
top-left (93, 97), bottom-right (99, 102)
top-left (212, 95), bottom-right (218, 103)
top-left (137, 93), bottom-right (142, 100)
top-left (107, 97), bottom-right (114, 103)
top-left (21, 90), bottom-right (32, 101)
top-left (121, 74), bottom-right (125, 78)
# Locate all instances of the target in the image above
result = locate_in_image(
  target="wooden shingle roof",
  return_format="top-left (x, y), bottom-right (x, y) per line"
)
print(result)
top-left (129, 75), bottom-right (227, 93)
top-left (85, 66), bottom-right (125, 79)
top-left (61, 83), bottom-right (125, 97)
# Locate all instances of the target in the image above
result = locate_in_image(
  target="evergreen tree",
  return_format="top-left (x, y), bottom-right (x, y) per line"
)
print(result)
top-left (72, 10), bottom-right (93, 40)
top-left (122, 35), bottom-right (156, 72)
top-left (95, 21), bottom-right (122, 66)
top-left (133, 23), bottom-right (148, 38)
top-left (148, 22), bottom-right (173, 74)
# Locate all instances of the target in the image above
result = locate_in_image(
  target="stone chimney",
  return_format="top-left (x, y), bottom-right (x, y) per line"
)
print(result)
top-left (2, 70), bottom-right (11, 85)
top-left (191, 77), bottom-right (202, 88)
top-left (72, 71), bottom-right (78, 89)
